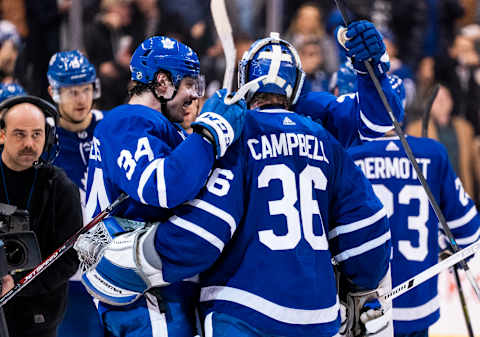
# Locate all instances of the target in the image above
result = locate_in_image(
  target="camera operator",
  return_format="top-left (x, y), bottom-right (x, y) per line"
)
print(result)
top-left (0, 96), bottom-right (82, 337)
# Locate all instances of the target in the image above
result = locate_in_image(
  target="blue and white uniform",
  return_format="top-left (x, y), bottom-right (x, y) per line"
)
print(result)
top-left (53, 109), bottom-right (104, 211)
top-left (348, 136), bottom-right (480, 335)
top-left (85, 103), bottom-right (214, 336)
top-left (150, 107), bottom-right (391, 337)
top-left (296, 74), bottom-right (404, 148)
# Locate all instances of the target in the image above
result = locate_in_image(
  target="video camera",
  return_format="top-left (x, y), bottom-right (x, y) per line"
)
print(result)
top-left (0, 203), bottom-right (41, 273)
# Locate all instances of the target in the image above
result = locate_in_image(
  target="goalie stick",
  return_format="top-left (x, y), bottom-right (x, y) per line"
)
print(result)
top-left (210, 0), bottom-right (236, 94)
top-left (0, 193), bottom-right (129, 307)
top-left (333, 0), bottom-right (480, 300)
top-left (384, 239), bottom-right (480, 302)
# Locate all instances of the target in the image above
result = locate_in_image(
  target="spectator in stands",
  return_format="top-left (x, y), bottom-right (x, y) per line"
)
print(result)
top-left (0, 21), bottom-right (21, 84)
top-left (284, 2), bottom-right (338, 74)
top-left (406, 84), bottom-right (480, 202)
top-left (297, 37), bottom-right (330, 92)
top-left (84, 0), bottom-right (134, 110)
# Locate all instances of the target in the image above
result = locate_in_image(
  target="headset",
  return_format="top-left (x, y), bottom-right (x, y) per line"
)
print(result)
top-left (0, 95), bottom-right (59, 165)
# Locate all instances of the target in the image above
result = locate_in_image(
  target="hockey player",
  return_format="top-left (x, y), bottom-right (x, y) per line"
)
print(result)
top-left (47, 50), bottom-right (104, 214)
top-left (335, 65), bottom-right (480, 337)
top-left (0, 83), bottom-right (25, 103)
top-left (46, 50), bottom-right (105, 337)
top-left (83, 36), bottom-right (246, 337)
top-left (79, 33), bottom-right (393, 337)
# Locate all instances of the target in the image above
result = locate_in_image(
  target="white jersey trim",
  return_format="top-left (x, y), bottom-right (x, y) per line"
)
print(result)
top-left (137, 158), bottom-right (167, 207)
top-left (145, 292), bottom-right (168, 337)
top-left (456, 225), bottom-right (480, 245)
top-left (170, 216), bottom-right (224, 251)
top-left (447, 206), bottom-right (478, 229)
top-left (393, 295), bottom-right (439, 321)
top-left (200, 286), bottom-right (339, 325)
top-left (204, 312), bottom-right (213, 337)
top-left (187, 199), bottom-right (237, 237)
top-left (360, 111), bottom-right (394, 133)
top-left (259, 108), bottom-right (293, 114)
top-left (334, 231), bottom-right (391, 263)
top-left (328, 207), bottom-right (386, 239)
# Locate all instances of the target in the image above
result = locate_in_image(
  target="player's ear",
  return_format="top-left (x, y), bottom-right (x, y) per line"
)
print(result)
top-left (47, 86), bottom-right (54, 99)
top-left (155, 72), bottom-right (171, 94)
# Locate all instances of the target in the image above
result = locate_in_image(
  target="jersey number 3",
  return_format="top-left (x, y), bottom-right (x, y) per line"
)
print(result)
top-left (258, 164), bottom-right (329, 251)
top-left (373, 184), bottom-right (429, 261)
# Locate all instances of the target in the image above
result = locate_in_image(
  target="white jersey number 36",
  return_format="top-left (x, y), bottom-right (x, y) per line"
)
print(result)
top-left (257, 164), bottom-right (329, 251)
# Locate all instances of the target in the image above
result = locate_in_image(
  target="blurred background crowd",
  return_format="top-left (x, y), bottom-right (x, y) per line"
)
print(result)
top-left (2, 0), bottom-right (480, 203)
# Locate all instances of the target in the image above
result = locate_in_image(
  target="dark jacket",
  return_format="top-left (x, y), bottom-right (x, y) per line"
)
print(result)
top-left (3, 164), bottom-right (82, 335)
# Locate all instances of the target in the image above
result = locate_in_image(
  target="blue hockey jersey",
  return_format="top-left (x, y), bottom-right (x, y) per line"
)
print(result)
top-left (53, 109), bottom-right (105, 211)
top-left (348, 136), bottom-right (480, 334)
top-left (296, 74), bottom-right (404, 148)
top-left (152, 107), bottom-right (391, 337)
top-left (84, 103), bottom-right (214, 223)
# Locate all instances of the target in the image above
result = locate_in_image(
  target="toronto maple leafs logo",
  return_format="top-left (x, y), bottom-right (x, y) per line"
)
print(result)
top-left (69, 56), bottom-right (81, 69)
top-left (161, 37), bottom-right (175, 49)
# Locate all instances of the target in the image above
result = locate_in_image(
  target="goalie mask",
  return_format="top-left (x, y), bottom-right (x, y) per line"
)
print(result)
top-left (238, 32), bottom-right (305, 106)
top-left (130, 36), bottom-right (204, 99)
top-left (47, 50), bottom-right (100, 103)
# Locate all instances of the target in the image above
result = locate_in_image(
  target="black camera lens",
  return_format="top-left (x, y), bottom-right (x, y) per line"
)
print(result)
top-left (4, 239), bottom-right (27, 268)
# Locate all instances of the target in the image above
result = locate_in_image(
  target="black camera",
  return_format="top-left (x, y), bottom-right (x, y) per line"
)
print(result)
top-left (0, 203), bottom-right (41, 273)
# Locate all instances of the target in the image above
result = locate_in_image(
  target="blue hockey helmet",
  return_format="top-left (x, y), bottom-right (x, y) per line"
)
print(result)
top-left (130, 36), bottom-right (200, 88)
top-left (238, 32), bottom-right (305, 105)
top-left (47, 50), bottom-right (100, 102)
top-left (329, 61), bottom-right (357, 95)
top-left (0, 83), bottom-right (25, 103)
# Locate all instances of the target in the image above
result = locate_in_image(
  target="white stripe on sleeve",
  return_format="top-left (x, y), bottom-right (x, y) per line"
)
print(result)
top-left (170, 216), bottom-right (224, 251)
top-left (455, 226), bottom-right (480, 245)
top-left (334, 231), bottom-right (391, 263)
top-left (187, 199), bottom-right (237, 236)
top-left (329, 207), bottom-right (386, 239)
top-left (360, 111), bottom-right (394, 133)
top-left (137, 158), bottom-right (167, 207)
top-left (447, 206), bottom-right (478, 229)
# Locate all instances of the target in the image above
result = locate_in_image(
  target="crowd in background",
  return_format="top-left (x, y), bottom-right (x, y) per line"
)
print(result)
top-left (2, 0), bottom-right (480, 202)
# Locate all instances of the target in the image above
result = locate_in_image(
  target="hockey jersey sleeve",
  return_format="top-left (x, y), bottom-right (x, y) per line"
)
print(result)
top-left (150, 144), bottom-right (245, 282)
top-left (295, 74), bottom-right (403, 147)
top-left (327, 136), bottom-right (391, 290)
top-left (102, 113), bottom-right (215, 209)
top-left (437, 143), bottom-right (480, 248)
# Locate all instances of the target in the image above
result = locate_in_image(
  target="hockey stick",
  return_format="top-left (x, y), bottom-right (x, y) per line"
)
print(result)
top-left (333, 0), bottom-right (480, 300)
top-left (0, 193), bottom-right (129, 307)
top-left (210, 0), bottom-right (236, 94)
top-left (453, 264), bottom-right (475, 337)
top-left (384, 239), bottom-right (480, 302)
top-left (421, 84), bottom-right (440, 138)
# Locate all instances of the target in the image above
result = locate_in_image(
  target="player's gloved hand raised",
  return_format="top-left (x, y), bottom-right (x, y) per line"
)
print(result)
top-left (80, 225), bottom-right (167, 306)
top-left (336, 20), bottom-right (390, 78)
top-left (192, 89), bottom-right (247, 159)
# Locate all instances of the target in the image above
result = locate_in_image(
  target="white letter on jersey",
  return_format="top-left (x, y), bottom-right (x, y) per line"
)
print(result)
top-left (134, 137), bottom-right (154, 162)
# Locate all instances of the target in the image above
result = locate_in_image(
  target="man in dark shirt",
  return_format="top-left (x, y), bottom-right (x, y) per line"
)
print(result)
top-left (0, 96), bottom-right (82, 337)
